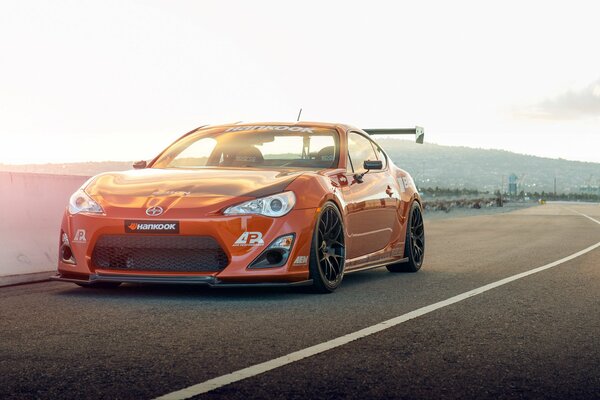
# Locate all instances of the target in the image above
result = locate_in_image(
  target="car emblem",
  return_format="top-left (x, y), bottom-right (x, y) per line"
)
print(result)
top-left (145, 206), bottom-right (164, 216)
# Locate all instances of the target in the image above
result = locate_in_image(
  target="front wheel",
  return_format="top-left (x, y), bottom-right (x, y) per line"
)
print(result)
top-left (387, 202), bottom-right (425, 273)
top-left (308, 202), bottom-right (346, 293)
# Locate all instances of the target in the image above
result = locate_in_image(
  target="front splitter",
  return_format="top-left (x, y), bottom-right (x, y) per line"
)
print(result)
top-left (51, 273), bottom-right (313, 288)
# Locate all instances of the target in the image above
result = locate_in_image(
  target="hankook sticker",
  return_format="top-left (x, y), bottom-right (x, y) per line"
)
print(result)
top-left (225, 126), bottom-right (314, 133)
top-left (125, 220), bottom-right (180, 234)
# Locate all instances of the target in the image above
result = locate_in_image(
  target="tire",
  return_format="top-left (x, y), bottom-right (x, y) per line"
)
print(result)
top-left (76, 282), bottom-right (122, 289)
top-left (308, 202), bottom-right (346, 293)
top-left (387, 201), bottom-right (425, 273)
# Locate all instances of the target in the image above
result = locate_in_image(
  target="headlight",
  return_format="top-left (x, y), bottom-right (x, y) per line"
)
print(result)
top-left (224, 191), bottom-right (296, 217)
top-left (68, 189), bottom-right (104, 214)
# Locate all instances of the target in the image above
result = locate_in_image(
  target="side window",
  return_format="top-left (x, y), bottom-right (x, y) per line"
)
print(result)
top-left (346, 153), bottom-right (353, 173)
top-left (373, 143), bottom-right (388, 169)
top-left (348, 132), bottom-right (378, 173)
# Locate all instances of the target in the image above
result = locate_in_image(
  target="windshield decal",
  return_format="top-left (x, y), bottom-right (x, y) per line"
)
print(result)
top-left (225, 126), bottom-right (314, 133)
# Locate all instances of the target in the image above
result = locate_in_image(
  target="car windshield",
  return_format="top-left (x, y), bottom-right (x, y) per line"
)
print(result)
top-left (152, 125), bottom-right (340, 170)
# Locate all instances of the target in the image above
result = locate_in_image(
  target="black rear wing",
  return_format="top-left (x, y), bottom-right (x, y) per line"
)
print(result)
top-left (364, 126), bottom-right (424, 144)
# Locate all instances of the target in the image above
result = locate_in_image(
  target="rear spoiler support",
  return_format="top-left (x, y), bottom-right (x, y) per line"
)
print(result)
top-left (364, 126), bottom-right (424, 144)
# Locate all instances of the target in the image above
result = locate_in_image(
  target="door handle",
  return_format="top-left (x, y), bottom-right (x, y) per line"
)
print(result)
top-left (385, 185), bottom-right (394, 197)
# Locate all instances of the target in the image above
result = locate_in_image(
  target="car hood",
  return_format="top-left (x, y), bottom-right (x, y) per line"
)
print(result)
top-left (85, 168), bottom-right (303, 213)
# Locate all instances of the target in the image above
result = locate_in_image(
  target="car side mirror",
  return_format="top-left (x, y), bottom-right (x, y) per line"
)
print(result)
top-left (133, 160), bottom-right (147, 169)
top-left (354, 160), bottom-right (383, 183)
top-left (363, 160), bottom-right (383, 170)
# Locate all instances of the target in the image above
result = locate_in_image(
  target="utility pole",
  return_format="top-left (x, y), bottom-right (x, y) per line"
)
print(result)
top-left (499, 175), bottom-right (504, 207)
top-left (554, 176), bottom-right (557, 198)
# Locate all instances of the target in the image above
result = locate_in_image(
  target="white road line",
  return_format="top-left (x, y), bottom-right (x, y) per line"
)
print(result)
top-left (154, 211), bottom-right (600, 400)
top-left (564, 207), bottom-right (600, 225)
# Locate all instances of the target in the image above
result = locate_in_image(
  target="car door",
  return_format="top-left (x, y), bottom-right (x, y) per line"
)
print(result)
top-left (342, 132), bottom-right (399, 260)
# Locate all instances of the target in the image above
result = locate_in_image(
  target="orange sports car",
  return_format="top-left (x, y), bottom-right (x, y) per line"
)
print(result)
top-left (52, 122), bottom-right (425, 293)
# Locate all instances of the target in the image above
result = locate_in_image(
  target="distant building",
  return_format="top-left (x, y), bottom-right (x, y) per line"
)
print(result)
top-left (508, 173), bottom-right (518, 196)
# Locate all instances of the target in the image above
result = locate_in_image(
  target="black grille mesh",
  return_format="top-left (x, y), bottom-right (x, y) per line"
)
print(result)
top-left (92, 235), bottom-right (228, 272)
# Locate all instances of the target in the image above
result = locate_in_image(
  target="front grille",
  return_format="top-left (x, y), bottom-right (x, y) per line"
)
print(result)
top-left (92, 235), bottom-right (228, 272)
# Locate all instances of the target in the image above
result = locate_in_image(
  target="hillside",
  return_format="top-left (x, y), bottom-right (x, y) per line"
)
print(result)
top-left (1, 141), bottom-right (599, 193)
top-left (377, 139), bottom-right (600, 193)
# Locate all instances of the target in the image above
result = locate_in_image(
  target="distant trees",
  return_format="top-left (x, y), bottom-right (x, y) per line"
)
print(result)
top-left (530, 191), bottom-right (600, 202)
top-left (420, 187), bottom-right (487, 197)
top-left (419, 186), bottom-right (600, 202)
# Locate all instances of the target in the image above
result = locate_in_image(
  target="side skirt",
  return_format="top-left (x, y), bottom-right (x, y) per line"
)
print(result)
top-left (344, 257), bottom-right (409, 274)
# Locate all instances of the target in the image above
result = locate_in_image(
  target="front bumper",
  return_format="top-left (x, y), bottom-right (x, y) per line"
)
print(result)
top-left (58, 208), bottom-right (318, 283)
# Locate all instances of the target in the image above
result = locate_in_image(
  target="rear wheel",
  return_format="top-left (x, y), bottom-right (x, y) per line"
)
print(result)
top-left (387, 202), bottom-right (425, 273)
top-left (309, 202), bottom-right (345, 293)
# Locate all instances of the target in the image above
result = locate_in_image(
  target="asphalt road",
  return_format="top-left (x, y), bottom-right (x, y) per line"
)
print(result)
top-left (1, 203), bottom-right (599, 400)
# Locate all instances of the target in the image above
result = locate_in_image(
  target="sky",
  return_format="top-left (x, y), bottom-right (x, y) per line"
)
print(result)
top-left (1, 0), bottom-right (599, 164)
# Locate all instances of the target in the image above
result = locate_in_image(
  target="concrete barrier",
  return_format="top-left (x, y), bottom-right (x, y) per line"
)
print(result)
top-left (0, 172), bottom-right (89, 286)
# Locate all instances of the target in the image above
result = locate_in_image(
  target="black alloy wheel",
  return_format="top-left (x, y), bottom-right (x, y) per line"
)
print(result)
top-left (387, 202), bottom-right (425, 273)
top-left (309, 202), bottom-right (345, 293)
